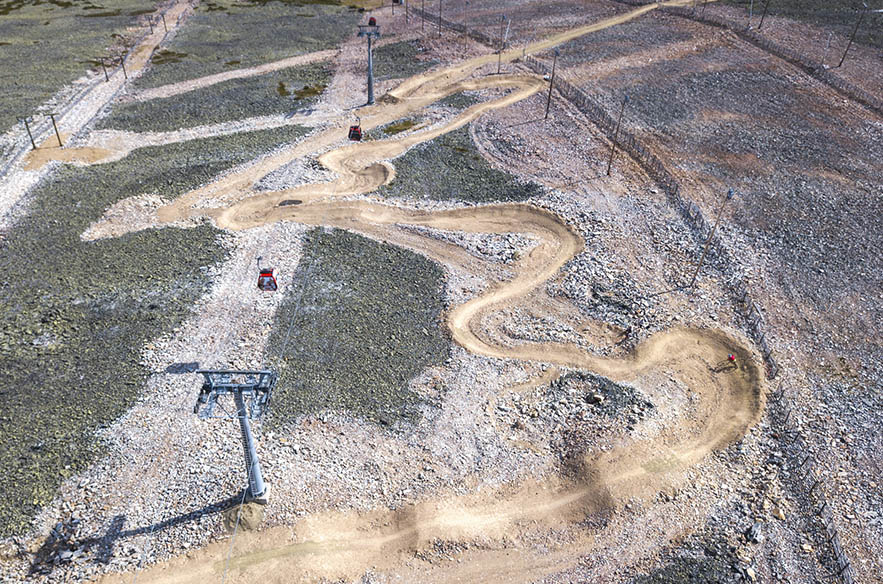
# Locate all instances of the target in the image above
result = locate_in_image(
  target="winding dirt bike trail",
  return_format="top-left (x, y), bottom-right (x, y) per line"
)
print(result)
top-left (91, 1), bottom-right (760, 582)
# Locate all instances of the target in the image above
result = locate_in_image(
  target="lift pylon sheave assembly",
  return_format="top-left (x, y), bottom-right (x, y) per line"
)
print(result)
top-left (194, 370), bottom-right (277, 504)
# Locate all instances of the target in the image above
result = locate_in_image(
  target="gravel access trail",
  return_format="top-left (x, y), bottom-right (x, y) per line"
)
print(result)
top-left (130, 29), bottom-right (419, 104)
top-left (132, 49), bottom-right (339, 102)
top-left (84, 3), bottom-right (765, 582)
top-left (25, 114), bottom-right (325, 170)
top-left (0, 0), bottom-right (192, 230)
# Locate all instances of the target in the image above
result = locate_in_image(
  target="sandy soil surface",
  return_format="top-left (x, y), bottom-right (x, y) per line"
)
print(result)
top-left (66, 4), bottom-right (765, 583)
top-left (4, 0), bottom-right (876, 582)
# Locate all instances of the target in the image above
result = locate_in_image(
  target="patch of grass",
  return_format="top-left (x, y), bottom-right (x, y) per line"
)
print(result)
top-left (0, 0), bottom-right (146, 132)
top-left (0, 124), bottom-right (306, 537)
top-left (132, 0), bottom-right (361, 90)
top-left (379, 125), bottom-right (543, 203)
top-left (100, 63), bottom-right (330, 132)
top-left (81, 9), bottom-right (121, 18)
top-left (372, 39), bottom-right (437, 81)
top-left (292, 81), bottom-right (326, 99)
top-left (380, 118), bottom-right (418, 136)
top-left (437, 91), bottom-right (480, 110)
top-left (267, 228), bottom-right (449, 427)
top-left (149, 49), bottom-right (189, 66)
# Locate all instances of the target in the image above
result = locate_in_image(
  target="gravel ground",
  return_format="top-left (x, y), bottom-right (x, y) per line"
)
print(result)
top-left (416, 0), bottom-right (629, 47)
top-left (720, 0), bottom-right (883, 49)
top-left (1, 2), bottom-right (880, 583)
top-left (464, 60), bottom-right (859, 582)
top-left (98, 63), bottom-right (330, 133)
top-left (0, 125), bottom-right (303, 539)
top-left (506, 6), bottom-right (882, 581)
top-left (0, 0), bottom-right (148, 133)
top-left (131, 0), bottom-right (361, 90)
top-left (399, 224), bottom-right (539, 266)
top-left (702, 0), bottom-right (883, 102)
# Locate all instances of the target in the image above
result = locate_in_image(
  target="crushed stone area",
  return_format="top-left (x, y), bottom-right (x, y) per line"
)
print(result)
top-left (0, 2), bottom-right (880, 583)
top-left (541, 8), bottom-right (882, 580)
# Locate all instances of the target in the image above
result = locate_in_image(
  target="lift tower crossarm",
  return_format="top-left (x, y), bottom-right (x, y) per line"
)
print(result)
top-left (194, 369), bottom-right (277, 504)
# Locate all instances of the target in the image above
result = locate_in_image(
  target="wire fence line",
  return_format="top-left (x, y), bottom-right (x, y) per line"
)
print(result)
top-left (524, 51), bottom-right (859, 584)
top-left (413, 1), bottom-right (780, 380)
top-left (766, 384), bottom-right (858, 584)
top-left (521, 53), bottom-right (773, 361)
top-left (0, 3), bottom-right (185, 181)
top-left (528, 36), bottom-right (863, 584)
top-left (411, 6), bottom-right (858, 582)
top-left (612, 0), bottom-right (883, 116)
top-left (666, 4), bottom-right (882, 115)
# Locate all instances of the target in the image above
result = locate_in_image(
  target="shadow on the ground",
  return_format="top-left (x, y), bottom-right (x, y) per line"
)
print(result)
top-left (165, 362), bottom-right (200, 374)
top-left (28, 494), bottom-right (240, 576)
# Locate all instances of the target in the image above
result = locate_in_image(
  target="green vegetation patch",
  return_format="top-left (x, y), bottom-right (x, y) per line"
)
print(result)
top-left (149, 49), bottom-right (189, 66)
top-left (372, 39), bottom-right (437, 81)
top-left (133, 0), bottom-right (361, 90)
top-left (379, 118), bottom-right (418, 136)
top-left (100, 63), bottom-right (329, 132)
top-left (0, 0), bottom-right (146, 133)
top-left (0, 124), bottom-right (305, 537)
top-left (267, 228), bottom-right (449, 426)
top-left (437, 90), bottom-right (480, 110)
top-left (378, 125), bottom-right (543, 203)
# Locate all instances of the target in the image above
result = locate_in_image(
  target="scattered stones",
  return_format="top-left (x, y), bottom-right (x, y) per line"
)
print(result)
top-left (745, 522), bottom-right (763, 544)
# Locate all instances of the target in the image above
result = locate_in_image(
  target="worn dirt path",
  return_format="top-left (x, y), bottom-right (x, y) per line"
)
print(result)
top-left (0, 0), bottom-right (190, 228)
top-left (132, 31), bottom-right (419, 102)
top-left (86, 1), bottom-right (763, 582)
top-left (133, 49), bottom-right (339, 102)
top-left (15, 0), bottom-right (191, 173)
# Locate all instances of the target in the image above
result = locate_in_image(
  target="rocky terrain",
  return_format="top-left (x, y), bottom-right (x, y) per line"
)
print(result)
top-left (0, 1), bottom-right (879, 583)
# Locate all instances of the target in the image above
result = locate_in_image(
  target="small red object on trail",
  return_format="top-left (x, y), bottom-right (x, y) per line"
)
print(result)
top-left (728, 354), bottom-right (736, 362)
top-left (258, 268), bottom-right (278, 292)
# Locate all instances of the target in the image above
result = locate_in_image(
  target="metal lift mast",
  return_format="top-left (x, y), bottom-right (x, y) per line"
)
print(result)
top-left (358, 19), bottom-right (382, 105)
top-left (193, 369), bottom-right (277, 504)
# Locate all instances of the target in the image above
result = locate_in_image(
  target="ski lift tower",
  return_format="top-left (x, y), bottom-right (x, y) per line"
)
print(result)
top-left (193, 370), bottom-right (277, 504)
top-left (358, 18), bottom-right (381, 105)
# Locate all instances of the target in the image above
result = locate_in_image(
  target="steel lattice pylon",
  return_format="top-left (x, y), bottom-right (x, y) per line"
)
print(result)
top-left (194, 370), bottom-right (277, 504)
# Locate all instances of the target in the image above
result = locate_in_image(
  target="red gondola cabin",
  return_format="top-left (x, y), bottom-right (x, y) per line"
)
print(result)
top-left (368, 16), bottom-right (377, 26)
top-left (257, 268), bottom-right (278, 292)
